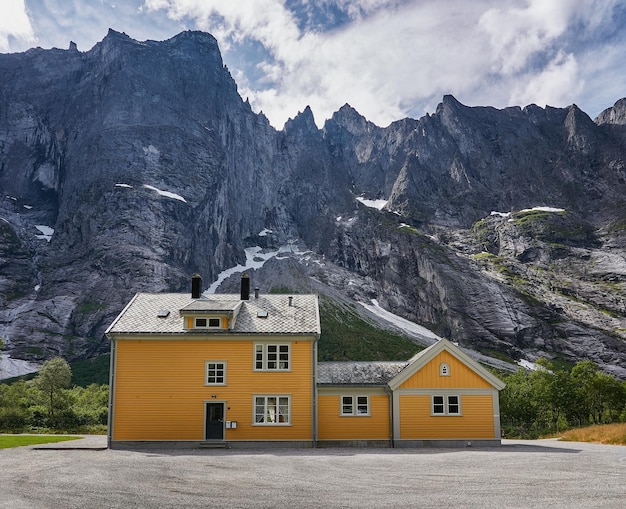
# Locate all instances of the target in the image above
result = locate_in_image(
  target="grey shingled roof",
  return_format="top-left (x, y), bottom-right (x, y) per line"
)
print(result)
top-left (106, 293), bottom-right (320, 336)
top-left (317, 361), bottom-right (409, 385)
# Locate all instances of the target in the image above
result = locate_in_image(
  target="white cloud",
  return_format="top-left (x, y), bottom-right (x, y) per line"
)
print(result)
top-left (510, 51), bottom-right (582, 109)
top-left (145, 0), bottom-right (499, 127)
top-left (4, 0), bottom-right (184, 53)
top-left (478, 0), bottom-right (573, 75)
top-left (0, 0), bottom-right (36, 51)
top-left (144, 0), bottom-right (301, 52)
top-left (2, 0), bottom-right (624, 127)
top-left (145, 0), bottom-right (620, 128)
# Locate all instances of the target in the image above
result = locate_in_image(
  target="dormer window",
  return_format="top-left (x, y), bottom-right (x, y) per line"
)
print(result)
top-left (180, 299), bottom-right (241, 331)
top-left (195, 317), bottom-right (221, 328)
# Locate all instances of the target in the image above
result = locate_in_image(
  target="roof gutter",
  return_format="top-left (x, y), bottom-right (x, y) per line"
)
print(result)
top-left (317, 383), bottom-right (389, 388)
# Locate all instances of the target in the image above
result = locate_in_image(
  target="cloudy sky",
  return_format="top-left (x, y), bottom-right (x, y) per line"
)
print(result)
top-left (1, 0), bottom-right (625, 128)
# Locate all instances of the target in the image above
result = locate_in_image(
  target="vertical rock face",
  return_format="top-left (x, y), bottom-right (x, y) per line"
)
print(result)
top-left (0, 30), bottom-right (354, 361)
top-left (1, 30), bottom-right (626, 378)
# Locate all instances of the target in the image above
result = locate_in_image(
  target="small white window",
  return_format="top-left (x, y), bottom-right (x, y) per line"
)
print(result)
top-left (340, 395), bottom-right (370, 416)
top-left (440, 363), bottom-right (450, 376)
top-left (205, 361), bottom-right (226, 385)
top-left (254, 343), bottom-right (290, 371)
top-left (432, 395), bottom-right (461, 415)
top-left (447, 395), bottom-right (460, 414)
top-left (254, 395), bottom-right (290, 425)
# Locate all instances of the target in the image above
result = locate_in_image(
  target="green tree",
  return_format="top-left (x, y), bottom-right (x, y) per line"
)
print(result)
top-left (33, 357), bottom-right (72, 425)
top-left (500, 368), bottom-right (538, 435)
top-left (0, 336), bottom-right (5, 377)
top-left (72, 384), bottom-right (109, 426)
top-left (0, 380), bottom-right (32, 430)
top-left (590, 372), bottom-right (624, 423)
top-left (570, 361), bottom-right (602, 425)
top-left (529, 358), bottom-right (559, 432)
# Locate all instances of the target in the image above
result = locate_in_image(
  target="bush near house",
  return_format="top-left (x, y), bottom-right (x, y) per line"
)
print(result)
top-left (0, 357), bottom-right (108, 433)
top-left (500, 358), bottom-right (626, 438)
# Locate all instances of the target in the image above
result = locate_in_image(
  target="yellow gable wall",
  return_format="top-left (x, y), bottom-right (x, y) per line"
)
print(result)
top-left (317, 389), bottom-right (390, 441)
top-left (398, 394), bottom-right (495, 439)
top-left (394, 349), bottom-right (499, 440)
top-left (399, 350), bottom-right (493, 390)
top-left (112, 337), bottom-right (313, 441)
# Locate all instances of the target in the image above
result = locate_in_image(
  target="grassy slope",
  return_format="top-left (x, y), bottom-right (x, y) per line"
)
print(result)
top-left (318, 296), bottom-right (422, 361)
top-left (555, 423), bottom-right (626, 446)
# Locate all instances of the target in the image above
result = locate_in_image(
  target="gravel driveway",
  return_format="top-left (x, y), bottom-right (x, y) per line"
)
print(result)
top-left (1, 437), bottom-right (624, 508)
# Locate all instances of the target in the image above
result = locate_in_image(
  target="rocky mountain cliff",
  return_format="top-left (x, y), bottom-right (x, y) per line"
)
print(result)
top-left (1, 30), bottom-right (625, 378)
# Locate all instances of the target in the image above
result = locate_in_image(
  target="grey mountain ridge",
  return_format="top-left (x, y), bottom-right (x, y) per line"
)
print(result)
top-left (1, 30), bottom-right (626, 378)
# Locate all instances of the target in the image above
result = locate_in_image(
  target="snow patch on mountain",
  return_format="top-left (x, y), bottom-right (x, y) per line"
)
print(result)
top-left (35, 225), bottom-right (54, 242)
top-left (520, 206), bottom-right (565, 213)
top-left (357, 197), bottom-right (388, 210)
top-left (207, 244), bottom-right (308, 293)
top-left (360, 299), bottom-right (440, 346)
top-left (143, 184), bottom-right (187, 203)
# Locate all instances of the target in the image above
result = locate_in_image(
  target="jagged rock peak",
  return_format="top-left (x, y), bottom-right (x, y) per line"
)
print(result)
top-left (595, 97), bottom-right (626, 126)
top-left (563, 104), bottom-right (596, 152)
top-left (98, 29), bottom-right (219, 55)
top-left (283, 105), bottom-right (319, 133)
top-left (435, 94), bottom-right (468, 115)
top-left (165, 30), bottom-right (220, 49)
top-left (564, 103), bottom-right (594, 127)
top-left (103, 28), bottom-right (133, 43)
top-left (326, 103), bottom-right (377, 134)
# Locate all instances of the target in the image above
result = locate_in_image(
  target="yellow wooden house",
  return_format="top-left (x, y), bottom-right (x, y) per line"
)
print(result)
top-left (106, 274), bottom-right (504, 449)
top-left (317, 338), bottom-right (505, 447)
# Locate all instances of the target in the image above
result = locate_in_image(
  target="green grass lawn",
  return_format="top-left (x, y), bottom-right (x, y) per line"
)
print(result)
top-left (0, 435), bottom-right (82, 449)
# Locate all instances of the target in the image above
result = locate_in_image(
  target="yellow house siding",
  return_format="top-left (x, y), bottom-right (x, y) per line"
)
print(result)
top-left (399, 351), bottom-right (492, 390)
top-left (112, 336), bottom-right (314, 441)
top-left (317, 390), bottom-right (390, 440)
top-left (397, 393), bottom-right (496, 439)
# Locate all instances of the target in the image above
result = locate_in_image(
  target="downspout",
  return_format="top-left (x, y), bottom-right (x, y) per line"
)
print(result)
top-left (107, 336), bottom-right (116, 449)
top-left (385, 384), bottom-right (394, 448)
top-left (312, 334), bottom-right (319, 448)
top-left (493, 388), bottom-right (502, 440)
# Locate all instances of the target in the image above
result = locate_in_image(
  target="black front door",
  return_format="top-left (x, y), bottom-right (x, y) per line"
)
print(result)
top-left (205, 403), bottom-right (224, 440)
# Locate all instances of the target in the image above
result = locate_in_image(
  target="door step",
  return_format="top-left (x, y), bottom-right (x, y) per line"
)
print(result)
top-left (199, 441), bottom-right (228, 449)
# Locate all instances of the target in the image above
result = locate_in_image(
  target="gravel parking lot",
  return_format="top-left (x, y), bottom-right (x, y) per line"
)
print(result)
top-left (1, 437), bottom-right (625, 508)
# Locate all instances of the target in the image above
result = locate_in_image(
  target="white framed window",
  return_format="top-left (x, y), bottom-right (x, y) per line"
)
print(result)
top-left (432, 395), bottom-right (461, 415)
top-left (254, 343), bottom-right (290, 371)
top-left (341, 395), bottom-right (370, 416)
top-left (440, 362), bottom-right (450, 376)
top-left (254, 395), bottom-right (290, 425)
top-left (195, 317), bottom-right (221, 328)
top-left (205, 361), bottom-right (226, 385)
